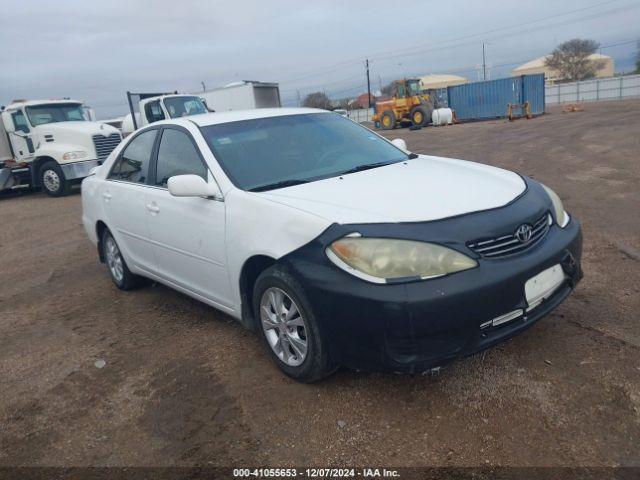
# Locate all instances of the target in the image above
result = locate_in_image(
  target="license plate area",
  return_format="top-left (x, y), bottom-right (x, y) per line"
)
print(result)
top-left (525, 264), bottom-right (566, 311)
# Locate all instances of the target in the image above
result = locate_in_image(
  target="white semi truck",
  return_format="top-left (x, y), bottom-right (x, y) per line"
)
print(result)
top-left (0, 99), bottom-right (122, 196)
top-left (121, 82), bottom-right (281, 136)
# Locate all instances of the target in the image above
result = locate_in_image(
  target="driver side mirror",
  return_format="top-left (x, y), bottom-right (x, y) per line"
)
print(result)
top-left (168, 174), bottom-right (222, 199)
top-left (391, 138), bottom-right (408, 152)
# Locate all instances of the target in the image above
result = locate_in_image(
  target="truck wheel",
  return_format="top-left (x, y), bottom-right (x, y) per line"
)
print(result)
top-left (101, 228), bottom-right (147, 290)
top-left (39, 161), bottom-right (70, 197)
top-left (380, 110), bottom-right (396, 130)
top-left (410, 106), bottom-right (431, 127)
top-left (253, 265), bottom-right (337, 382)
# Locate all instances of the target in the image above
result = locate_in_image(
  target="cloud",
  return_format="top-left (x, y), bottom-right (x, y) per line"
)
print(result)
top-left (1, 0), bottom-right (637, 117)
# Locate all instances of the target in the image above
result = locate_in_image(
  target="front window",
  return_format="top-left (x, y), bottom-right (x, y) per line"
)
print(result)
top-left (25, 103), bottom-right (87, 126)
top-left (11, 111), bottom-right (30, 133)
top-left (407, 80), bottom-right (421, 95)
top-left (163, 96), bottom-right (207, 118)
top-left (201, 113), bottom-right (409, 192)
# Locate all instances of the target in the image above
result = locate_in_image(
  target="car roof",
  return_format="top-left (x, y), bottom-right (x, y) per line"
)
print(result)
top-left (186, 108), bottom-right (330, 127)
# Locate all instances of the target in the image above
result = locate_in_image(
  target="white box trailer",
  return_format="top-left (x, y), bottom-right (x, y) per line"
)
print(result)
top-left (201, 81), bottom-right (281, 111)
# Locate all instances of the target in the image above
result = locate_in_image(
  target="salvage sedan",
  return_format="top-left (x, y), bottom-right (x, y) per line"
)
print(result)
top-left (81, 108), bottom-right (582, 382)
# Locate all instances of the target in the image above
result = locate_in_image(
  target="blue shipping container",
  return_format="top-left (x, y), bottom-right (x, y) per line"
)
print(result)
top-left (446, 74), bottom-right (545, 122)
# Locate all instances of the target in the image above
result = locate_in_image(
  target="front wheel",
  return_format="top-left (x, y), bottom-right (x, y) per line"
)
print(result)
top-left (410, 106), bottom-right (431, 127)
top-left (253, 265), bottom-right (336, 382)
top-left (39, 161), bottom-right (70, 197)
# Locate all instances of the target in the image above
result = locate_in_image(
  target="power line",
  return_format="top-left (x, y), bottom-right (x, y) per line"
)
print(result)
top-left (277, 0), bottom-right (631, 85)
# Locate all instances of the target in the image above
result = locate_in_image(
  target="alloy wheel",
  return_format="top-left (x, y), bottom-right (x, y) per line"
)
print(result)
top-left (260, 287), bottom-right (308, 366)
top-left (104, 235), bottom-right (124, 283)
top-left (42, 169), bottom-right (60, 192)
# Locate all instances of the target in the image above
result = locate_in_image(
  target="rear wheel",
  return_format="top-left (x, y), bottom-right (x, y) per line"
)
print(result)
top-left (253, 265), bottom-right (336, 382)
top-left (380, 110), bottom-right (396, 130)
top-left (101, 228), bottom-right (146, 290)
top-left (39, 161), bottom-right (70, 197)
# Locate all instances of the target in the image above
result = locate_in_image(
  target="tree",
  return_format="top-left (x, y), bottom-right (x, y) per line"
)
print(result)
top-left (635, 39), bottom-right (640, 74)
top-left (545, 39), bottom-right (606, 82)
top-left (302, 91), bottom-right (332, 110)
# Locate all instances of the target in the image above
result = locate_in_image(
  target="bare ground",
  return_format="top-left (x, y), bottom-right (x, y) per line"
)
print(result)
top-left (0, 100), bottom-right (638, 467)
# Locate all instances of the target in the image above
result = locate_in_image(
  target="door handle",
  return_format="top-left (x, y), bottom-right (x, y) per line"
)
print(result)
top-left (102, 191), bottom-right (112, 201)
top-left (146, 203), bottom-right (160, 214)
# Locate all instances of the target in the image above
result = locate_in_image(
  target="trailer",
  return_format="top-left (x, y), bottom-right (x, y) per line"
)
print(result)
top-left (200, 81), bottom-right (281, 112)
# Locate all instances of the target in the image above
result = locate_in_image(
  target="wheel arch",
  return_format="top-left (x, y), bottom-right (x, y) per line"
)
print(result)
top-left (95, 220), bottom-right (109, 263)
top-left (239, 254), bottom-right (277, 329)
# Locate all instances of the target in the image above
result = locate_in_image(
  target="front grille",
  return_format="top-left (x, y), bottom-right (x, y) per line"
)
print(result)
top-left (92, 133), bottom-right (122, 160)
top-left (467, 213), bottom-right (550, 258)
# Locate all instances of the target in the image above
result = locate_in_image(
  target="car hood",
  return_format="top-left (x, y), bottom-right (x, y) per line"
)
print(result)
top-left (258, 155), bottom-right (526, 224)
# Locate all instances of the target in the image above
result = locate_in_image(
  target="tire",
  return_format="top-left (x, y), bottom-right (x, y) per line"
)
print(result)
top-left (410, 106), bottom-right (431, 127)
top-left (39, 161), bottom-right (70, 197)
top-left (101, 228), bottom-right (146, 290)
top-left (380, 110), bottom-right (396, 130)
top-left (253, 265), bottom-right (336, 382)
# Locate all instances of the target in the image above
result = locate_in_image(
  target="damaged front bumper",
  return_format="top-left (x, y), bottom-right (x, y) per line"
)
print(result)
top-left (281, 180), bottom-right (583, 373)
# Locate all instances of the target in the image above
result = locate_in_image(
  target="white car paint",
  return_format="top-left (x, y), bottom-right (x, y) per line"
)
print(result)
top-left (260, 156), bottom-right (525, 224)
top-left (81, 108), bottom-right (526, 321)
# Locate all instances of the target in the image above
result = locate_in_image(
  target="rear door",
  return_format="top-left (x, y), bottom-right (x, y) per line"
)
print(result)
top-left (145, 126), bottom-right (231, 309)
top-left (101, 128), bottom-right (159, 275)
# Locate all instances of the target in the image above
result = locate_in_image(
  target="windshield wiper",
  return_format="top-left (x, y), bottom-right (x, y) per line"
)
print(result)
top-left (249, 179), bottom-right (311, 192)
top-left (408, 152), bottom-right (419, 159)
top-left (337, 161), bottom-right (398, 176)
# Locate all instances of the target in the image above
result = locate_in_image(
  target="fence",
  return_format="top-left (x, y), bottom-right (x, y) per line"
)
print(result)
top-left (345, 108), bottom-right (374, 123)
top-left (545, 74), bottom-right (640, 104)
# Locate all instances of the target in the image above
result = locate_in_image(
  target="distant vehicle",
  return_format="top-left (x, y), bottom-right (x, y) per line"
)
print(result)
top-left (372, 78), bottom-right (434, 129)
top-left (201, 80), bottom-right (281, 112)
top-left (333, 109), bottom-right (348, 116)
top-left (81, 108), bottom-right (582, 382)
top-left (1, 99), bottom-right (122, 196)
top-left (121, 93), bottom-right (209, 136)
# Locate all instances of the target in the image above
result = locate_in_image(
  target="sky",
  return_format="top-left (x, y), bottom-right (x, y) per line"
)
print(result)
top-left (1, 0), bottom-right (638, 118)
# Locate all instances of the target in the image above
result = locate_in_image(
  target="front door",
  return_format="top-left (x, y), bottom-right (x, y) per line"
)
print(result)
top-left (145, 126), bottom-right (232, 309)
top-left (101, 128), bottom-right (159, 275)
top-left (4, 110), bottom-right (34, 160)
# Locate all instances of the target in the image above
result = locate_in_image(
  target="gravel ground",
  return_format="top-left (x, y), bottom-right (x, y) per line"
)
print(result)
top-left (0, 100), bottom-right (639, 468)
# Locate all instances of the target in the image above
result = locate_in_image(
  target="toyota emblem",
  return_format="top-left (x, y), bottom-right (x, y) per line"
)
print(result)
top-left (515, 224), bottom-right (533, 243)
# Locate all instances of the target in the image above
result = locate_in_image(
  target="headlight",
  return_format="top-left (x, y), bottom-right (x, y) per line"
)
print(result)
top-left (541, 183), bottom-right (569, 228)
top-left (326, 237), bottom-right (477, 283)
top-left (62, 151), bottom-right (88, 160)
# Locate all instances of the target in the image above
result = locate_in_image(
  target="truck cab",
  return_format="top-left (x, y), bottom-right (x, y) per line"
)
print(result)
top-left (121, 94), bottom-right (208, 136)
top-left (0, 99), bottom-right (122, 196)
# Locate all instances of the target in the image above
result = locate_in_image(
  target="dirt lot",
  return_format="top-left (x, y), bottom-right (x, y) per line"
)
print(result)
top-left (1, 100), bottom-right (639, 468)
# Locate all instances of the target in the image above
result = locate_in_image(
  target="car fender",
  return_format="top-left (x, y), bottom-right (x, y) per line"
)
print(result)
top-left (225, 189), bottom-right (333, 312)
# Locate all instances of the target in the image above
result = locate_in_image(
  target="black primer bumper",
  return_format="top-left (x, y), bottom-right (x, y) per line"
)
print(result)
top-left (280, 178), bottom-right (583, 373)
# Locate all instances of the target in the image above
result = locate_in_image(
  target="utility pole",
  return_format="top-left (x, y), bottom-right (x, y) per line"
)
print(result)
top-left (366, 58), bottom-right (372, 108)
top-left (482, 43), bottom-right (487, 81)
top-left (296, 89), bottom-right (301, 107)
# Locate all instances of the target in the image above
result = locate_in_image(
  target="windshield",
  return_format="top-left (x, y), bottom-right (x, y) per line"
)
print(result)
top-left (25, 103), bottom-right (87, 126)
top-left (408, 81), bottom-right (421, 95)
top-left (201, 113), bottom-right (408, 191)
top-left (163, 96), bottom-right (207, 118)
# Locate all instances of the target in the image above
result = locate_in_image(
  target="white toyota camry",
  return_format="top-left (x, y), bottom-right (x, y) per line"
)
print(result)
top-left (81, 108), bottom-right (582, 382)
